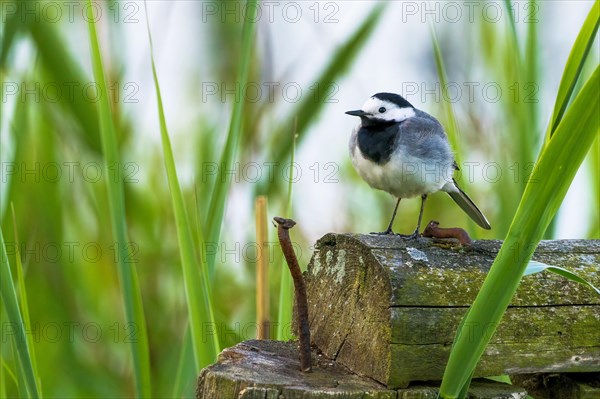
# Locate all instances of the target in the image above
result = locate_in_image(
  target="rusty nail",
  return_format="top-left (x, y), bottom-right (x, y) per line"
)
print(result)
top-left (273, 216), bottom-right (311, 372)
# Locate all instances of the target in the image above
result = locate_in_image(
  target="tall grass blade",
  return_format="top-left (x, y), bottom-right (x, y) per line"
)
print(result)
top-left (546, 1), bottom-right (599, 139)
top-left (10, 204), bottom-right (41, 393)
top-left (504, 0), bottom-right (539, 190)
top-left (1, 357), bottom-right (19, 395)
top-left (143, 1), bottom-right (219, 369)
top-left (502, 0), bottom-right (519, 42)
top-left (276, 123), bottom-right (297, 340)
top-left (429, 26), bottom-right (462, 167)
top-left (0, 228), bottom-right (40, 398)
top-left (85, 2), bottom-right (152, 396)
top-left (524, 0), bottom-right (539, 136)
top-left (0, 2), bottom-right (21, 68)
top-left (10, 342), bottom-right (28, 398)
top-left (171, 326), bottom-right (196, 399)
top-left (0, 355), bottom-right (5, 398)
top-left (20, 0), bottom-right (102, 153)
top-left (430, 25), bottom-right (482, 232)
top-left (205, 0), bottom-right (259, 280)
top-left (440, 65), bottom-right (599, 398)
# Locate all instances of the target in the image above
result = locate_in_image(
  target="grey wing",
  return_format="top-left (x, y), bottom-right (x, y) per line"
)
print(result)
top-left (411, 110), bottom-right (448, 139)
top-left (397, 115), bottom-right (455, 164)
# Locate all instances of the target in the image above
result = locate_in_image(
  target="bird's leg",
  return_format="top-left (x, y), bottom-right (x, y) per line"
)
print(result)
top-left (415, 194), bottom-right (428, 235)
top-left (406, 194), bottom-right (427, 239)
top-left (371, 198), bottom-right (401, 235)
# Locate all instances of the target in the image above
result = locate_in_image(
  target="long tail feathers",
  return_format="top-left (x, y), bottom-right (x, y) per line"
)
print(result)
top-left (442, 180), bottom-right (491, 230)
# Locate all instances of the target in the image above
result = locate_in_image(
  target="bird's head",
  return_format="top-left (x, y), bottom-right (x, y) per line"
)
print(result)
top-left (346, 92), bottom-right (415, 125)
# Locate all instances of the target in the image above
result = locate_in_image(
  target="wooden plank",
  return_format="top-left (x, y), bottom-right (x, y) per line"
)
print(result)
top-left (388, 306), bottom-right (599, 387)
top-left (305, 234), bottom-right (600, 388)
top-left (511, 373), bottom-right (600, 399)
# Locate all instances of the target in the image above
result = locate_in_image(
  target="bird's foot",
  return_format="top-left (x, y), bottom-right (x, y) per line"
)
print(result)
top-left (397, 231), bottom-right (420, 240)
top-left (369, 230), bottom-right (421, 239)
top-left (370, 228), bottom-right (395, 235)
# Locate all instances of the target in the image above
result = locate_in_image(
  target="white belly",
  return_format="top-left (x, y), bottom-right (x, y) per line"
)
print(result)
top-left (352, 145), bottom-right (452, 198)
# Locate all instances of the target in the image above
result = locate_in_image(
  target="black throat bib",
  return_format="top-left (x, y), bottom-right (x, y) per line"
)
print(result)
top-left (357, 120), bottom-right (400, 165)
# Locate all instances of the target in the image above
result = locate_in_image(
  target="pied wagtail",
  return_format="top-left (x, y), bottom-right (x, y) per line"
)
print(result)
top-left (347, 92), bottom-right (491, 237)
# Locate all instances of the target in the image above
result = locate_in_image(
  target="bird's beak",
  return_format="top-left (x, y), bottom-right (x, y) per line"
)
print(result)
top-left (345, 109), bottom-right (367, 117)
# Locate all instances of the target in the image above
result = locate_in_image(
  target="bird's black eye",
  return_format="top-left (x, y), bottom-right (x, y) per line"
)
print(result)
top-left (378, 107), bottom-right (386, 113)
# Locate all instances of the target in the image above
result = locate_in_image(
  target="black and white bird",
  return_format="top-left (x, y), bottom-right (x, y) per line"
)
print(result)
top-left (346, 92), bottom-right (491, 237)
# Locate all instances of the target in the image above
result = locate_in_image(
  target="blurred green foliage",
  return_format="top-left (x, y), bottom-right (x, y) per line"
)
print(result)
top-left (0, 1), bottom-right (597, 398)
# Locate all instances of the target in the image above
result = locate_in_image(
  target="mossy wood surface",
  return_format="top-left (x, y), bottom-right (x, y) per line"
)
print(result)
top-left (305, 234), bottom-right (600, 388)
top-left (511, 373), bottom-right (600, 399)
top-left (196, 340), bottom-right (527, 399)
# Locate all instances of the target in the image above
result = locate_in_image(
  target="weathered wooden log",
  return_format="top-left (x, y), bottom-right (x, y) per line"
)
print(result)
top-left (305, 234), bottom-right (600, 389)
top-left (510, 373), bottom-right (600, 398)
top-left (196, 339), bottom-right (527, 398)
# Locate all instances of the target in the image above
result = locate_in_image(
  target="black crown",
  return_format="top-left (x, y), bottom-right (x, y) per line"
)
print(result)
top-left (372, 92), bottom-right (414, 108)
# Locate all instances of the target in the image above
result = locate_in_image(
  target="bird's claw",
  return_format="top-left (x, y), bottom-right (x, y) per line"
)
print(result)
top-left (397, 231), bottom-right (421, 240)
top-left (370, 230), bottom-right (421, 239)
top-left (370, 229), bottom-right (395, 235)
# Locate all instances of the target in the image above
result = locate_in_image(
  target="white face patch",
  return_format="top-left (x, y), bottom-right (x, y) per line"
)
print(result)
top-left (361, 97), bottom-right (415, 122)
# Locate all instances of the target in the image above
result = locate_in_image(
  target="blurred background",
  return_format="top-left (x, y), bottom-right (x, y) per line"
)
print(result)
top-left (1, 0), bottom-right (598, 398)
